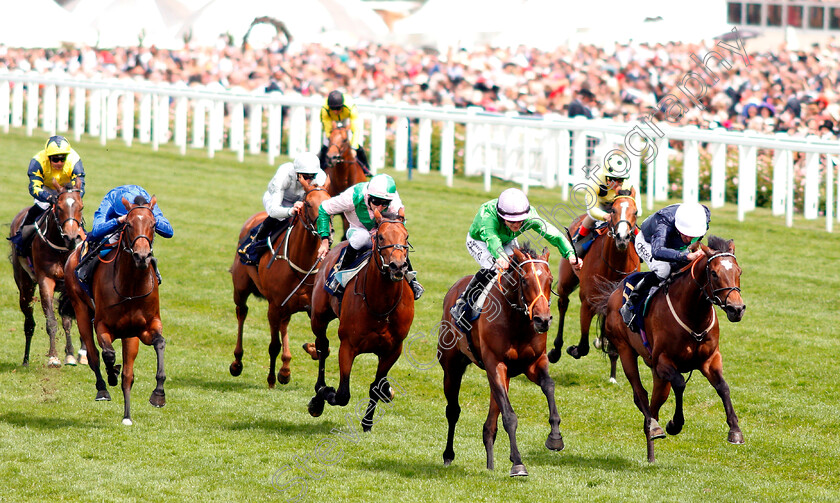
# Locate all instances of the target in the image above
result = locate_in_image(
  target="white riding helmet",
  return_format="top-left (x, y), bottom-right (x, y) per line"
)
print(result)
top-left (496, 188), bottom-right (530, 222)
top-left (674, 203), bottom-right (708, 237)
top-left (294, 152), bottom-right (321, 175)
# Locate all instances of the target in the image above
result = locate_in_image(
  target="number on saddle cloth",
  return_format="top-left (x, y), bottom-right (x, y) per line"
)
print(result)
top-left (324, 246), bottom-right (371, 298)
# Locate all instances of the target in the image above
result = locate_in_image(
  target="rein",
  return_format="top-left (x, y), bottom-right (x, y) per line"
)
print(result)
top-left (109, 206), bottom-right (157, 306)
top-left (35, 191), bottom-right (85, 251)
top-left (355, 217), bottom-right (410, 318)
top-left (497, 258), bottom-right (551, 319)
top-left (601, 195), bottom-right (637, 276)
top-left (267, 187), bottom-right (327, 273)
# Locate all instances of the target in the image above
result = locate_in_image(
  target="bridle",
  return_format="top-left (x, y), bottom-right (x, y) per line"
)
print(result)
top-left (691, 252), bottom-right (741, 309)
top-left (326, 127), bottom-right (353, 167)
top-left (371, 217), bottom-right (412, 275)
top-left (298, 186), bottom-right (328, 238)
top-left (600, 194), bottom-right (638, 276)
top-left (497, 258), bottom-right (551, 320)
top-left (106, 205), bottom-right (158, 306)
top-left (37, 189), bottom-right (84, 251)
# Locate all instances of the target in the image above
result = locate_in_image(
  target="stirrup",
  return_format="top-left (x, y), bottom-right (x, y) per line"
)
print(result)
top-left (409, 280), bottom-right (424, 300)
top-left (620, 303), bottom-right (635, 327)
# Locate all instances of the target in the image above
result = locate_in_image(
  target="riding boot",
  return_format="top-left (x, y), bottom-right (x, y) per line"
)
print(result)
top-left (573, 229), bottom-right (595, 258)
top-left (620, 273), bottom-right (659, 328)
top-left (150, 257), bottom-right (162, 285)
top-left (449, 268), bottom-right (496, 333)
top-left (339, 244), bottom-right (361, 271)
top-left (10, 205), bottom-right (46, 256)
top-left (355, 146), bottom-right (372, 177)
top-left (75, 246), bottom-right (101, 291)
top-left (405, 256), bottom-right (424, 300)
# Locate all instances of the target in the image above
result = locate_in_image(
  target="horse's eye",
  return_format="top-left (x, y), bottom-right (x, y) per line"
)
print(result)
top-left (710, 270), bottom-right (718, 279)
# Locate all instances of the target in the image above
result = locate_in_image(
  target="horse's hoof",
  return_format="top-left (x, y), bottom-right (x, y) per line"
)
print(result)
top-left (65, 355), bottom-right (77, 366)
top-left (78, 353), bottom-right (88, 365)
top-left (666, 420), bottom-right (683, 436)
top-left (229, 361), bottom-right (243, 377)
top-left (728, 430), bottom-right (745, 445)
top-left (649, 419), bottom-right (666, 440)
top-left (510, 464), bottom-right (528, 477)
top-left (443, 458), bottom-right (453, 467)
top-left (609, 377), bottom-right (617, 384)
top-left (593, 337), bottom-right (603, 350)
top-left (107, 374), bottom-right (118, 386)
top-left (302, 343), bottom-right (319, 360)
top-left (547, 348), bottom-right (561, 363)
top-left (278, 372), bottom-right (290, 385)
top-left (545, 435), bottom-right (565, 451)
top-left (96, 390), bottom-right (111, 401)
top-left (149, 390), bottom-right (166, 408)
top-left (566, 345), bottom-right (588, 359)
top-left (48, 356), bottom-right (62, 368)
top-left (308, 397), bottom-right (325, 417)
top-left (122, 418), bottom-right (133, 426)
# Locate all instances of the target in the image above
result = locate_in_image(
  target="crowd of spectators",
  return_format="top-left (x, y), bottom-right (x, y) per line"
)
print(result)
top-left (2, 35), bottom-right (840, 139)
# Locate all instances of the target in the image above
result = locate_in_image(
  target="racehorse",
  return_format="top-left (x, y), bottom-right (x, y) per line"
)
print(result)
top-left (229, 179), bottom-right (332, 387)
top-left (595, 235), bottom-right (746, 462)
top-left (549, 189), bottom-right (640, 382)
top-left (9, 185), bottom-right (85, 367)
top-left (60, 196), bottom-right (167, 425)
top-left (303, 208), bottom-right (414, 430)
top-left (322, 124), bottom-right (366, 239)
top-left (439, 245), bottom-right (565, 476)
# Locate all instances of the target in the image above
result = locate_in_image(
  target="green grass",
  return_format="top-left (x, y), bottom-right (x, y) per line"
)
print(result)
top-left (0, 128), bottom-right (838, 502)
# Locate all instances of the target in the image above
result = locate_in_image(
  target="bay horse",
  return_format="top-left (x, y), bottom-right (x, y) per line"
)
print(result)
top-left (9, 185), bottom-right (85, 367)
top-left (595, 235), bottom-right (746, 462)
top-left (303, 208), bottom-right (414, 430)
top-left (323, 124), bottom-right (366, 239)
top-left (549, 189), bottom-right (640, 382)
top-left (60, 196), bottom-right (167, 425)
top-left (439, 245), bottom-right (564, 476)
top-left (229, 178), bottom-right (331, 387)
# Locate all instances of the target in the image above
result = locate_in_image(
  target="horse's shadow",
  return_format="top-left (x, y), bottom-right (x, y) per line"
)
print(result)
top-left (355, 458), bottom-right (469, 479)
top-left (172, 375), bottom-right (265, 393)
top-left (524, 449), bottom-right (649, 471)
top-left (0, 411), bottom-right (103, 429)
top-left (225, 418), bottom-right (338, 436)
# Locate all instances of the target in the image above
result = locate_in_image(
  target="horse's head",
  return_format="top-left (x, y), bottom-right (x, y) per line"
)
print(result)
top-left (608, 188), bottom-right (638, 251)
top-left (326, 126), bottom-right (351, 168)
top-left (507, 246), bottom-right (553, 333)
top-left (700, 236), bottom-right (745, 322)
top-left (373, 207), bottom-right (410, 282)
top-left (120, 195), bottom-right (157, 270)
top-left (299, 176), bottom-right (332, 234)
top-left (53, 185), bottom-right (85, 249)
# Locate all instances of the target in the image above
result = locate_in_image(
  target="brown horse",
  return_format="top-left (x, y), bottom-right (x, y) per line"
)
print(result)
top-left (61, 197), bottom-right (167, 425)
top-left (9, 186), bottom-right (85, 367)
top-left (303, 208), bottom-right (414, 430)
top-left (229, 179), bottom-right (332, 387)
top-left (549, 189), bottom-right (640, 382)
top-left (323, 125), bottom-right (366, 239)
top-left (596, 235), bottom-right (746, 462)
top-left (439, 245), bottom-right (564, 476)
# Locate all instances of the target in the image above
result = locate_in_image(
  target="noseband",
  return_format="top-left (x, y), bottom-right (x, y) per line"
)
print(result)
top-left (46, 189), bottom-right (85, 248)
top-left (372, 218), bottom-right (411, 274)
top-left (299, 187), bottom-right (328, 237)
top-left (498, 259), bottom-right (551, 319)
top-left (121, 206), bottom-right (156, 257)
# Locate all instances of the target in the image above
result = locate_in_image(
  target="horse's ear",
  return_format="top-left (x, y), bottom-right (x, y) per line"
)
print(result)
top-left (699, 242), bottom-right (712, 255)
top-left (374, 207), bottom-right (383, 224)
top-left (630, 186), bottom-right (636, 198)
top-left (727, 239), bottom-right (735, 253)
top-left (541, 247), bottom-right (550, 261)
top-left (322, 174), bottom-right (331, 192)
top-left (512, 247), bottom-right (526, 262)
top-left (398, 207), bottom-right (405, 221)
top-left (149, 195), bottom-right (157, 208)
top-left (300, 177), bottom-right (313, 192)
top-left (121, 196), bottom-right (132, 211)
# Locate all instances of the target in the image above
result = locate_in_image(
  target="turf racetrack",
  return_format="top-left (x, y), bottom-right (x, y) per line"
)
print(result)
top-left (0, 130), bottom-right (838, 502)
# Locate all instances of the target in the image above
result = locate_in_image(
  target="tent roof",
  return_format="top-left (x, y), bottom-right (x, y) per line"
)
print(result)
top-left (0, 0), bottom-right (76, 48)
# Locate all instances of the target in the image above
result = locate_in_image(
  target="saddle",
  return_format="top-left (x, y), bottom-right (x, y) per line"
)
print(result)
top-left (577, 221), bottom-right (609, 255)
top-left (324, 246), bottom-right (371, 298)
top-left (237, 219), bottom-right (292, 266)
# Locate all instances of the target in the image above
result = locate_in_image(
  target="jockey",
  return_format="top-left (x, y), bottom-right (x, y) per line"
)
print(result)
top-left (450, 188), bottom-right (583, 333)
top-left (237, 152), bottom-right (327, 265)
top-left (318, 90), bottom-right (371, 176)
top-left (315, 173), bottom-right (424, 300)
top-left (620, 202), bottom-right (710, 327)
top-left (10, 136), bottom-right (85, 256)
top-left (572, 159), bottom-right (638, 257)
top-left (75, 185), bottom-right (173, 290)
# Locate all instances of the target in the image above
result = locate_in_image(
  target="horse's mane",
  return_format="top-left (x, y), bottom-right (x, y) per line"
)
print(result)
top-left (616, 189), bottom-right (633, 197)
top-left (512, 242), bottom-right (542, 261)
top-left (133, 195), bottom-right (150, 205)
top-left (707, 235), bottom-right (731, 253)
top-left (380, 209), bottom-right (400, 220)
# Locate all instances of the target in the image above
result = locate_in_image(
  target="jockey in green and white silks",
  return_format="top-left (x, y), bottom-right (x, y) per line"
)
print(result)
top-left (316, 174), bottom-right (423, 300)
top-left (450, 188), bottom-right (582, 333)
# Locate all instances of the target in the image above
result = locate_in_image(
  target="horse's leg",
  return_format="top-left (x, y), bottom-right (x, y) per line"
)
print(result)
top-left (330, 341), bottom-right (357, 407)
top-left (486, 363), bottom-right (527, 476)
top-left (75, 304), bottom-right (109, 399)
top-left (37, 277), bottom-right (62, 367)
top-left (525, 355), bottom-right (564, 452)
top-left (361, 347), bottom-right (403, 432)
top-left (547, 265), bottom-right (577, 363)
top-left (229, 281), bottom-right (250, 377)
top-left (483, 393), bottom-right (500, 471)
top-left (276, 312), bottom-right (292, 386)
top-left (609, 347), bottom-right (619, 384)
top-left (61, 313), bottom-right (77, 365)
top-left (142, 323), bottom-right (167, 408)
top-left (265, 303), bottom-right (282, 389)
top-left (700, 352), bottom-right (744, 444)
top-left (441, 351), bottom-right (469, 466)
top-left (568, 301), bottom-right (594, 359)
top-left (651, 358), bottom-right (681, 436)
top-left (96, 324), bottom-right (120, 387)
top-left (120, 337), bottom-right (139, 425)
top-left (17, 277), bottom-right (36, 367)
top-left (307, 317), bottom-right (332, 417)
top-left (615, 342), bottom-right (661, 462)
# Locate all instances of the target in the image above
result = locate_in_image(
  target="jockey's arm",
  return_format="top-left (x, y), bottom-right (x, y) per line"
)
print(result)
top-left (28, 159), bottom-right (56, 203)
top-left (152, 206), bottom-right (174, 238)
top-left (70, 153), bottom-right (86, 196)
top-left (320, 107), bottom-right (334, 138)
top-left (527, 215), bottom-right (577, 261)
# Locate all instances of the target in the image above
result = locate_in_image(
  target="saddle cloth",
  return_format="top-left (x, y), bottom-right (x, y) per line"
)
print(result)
top-left (622, 271), bottom-right (659, 333)
top-left (324, 247), bottom-right (371, 298)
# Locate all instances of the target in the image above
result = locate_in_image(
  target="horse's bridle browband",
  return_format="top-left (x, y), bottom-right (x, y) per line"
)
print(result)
top-left (692, 252), bottom-right (741, 308)
top-left (372, 218), bottom-right (412, 274)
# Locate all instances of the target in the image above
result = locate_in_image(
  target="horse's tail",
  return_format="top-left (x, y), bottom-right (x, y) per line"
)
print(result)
top-left (56, 279), bottom-right (76, 319)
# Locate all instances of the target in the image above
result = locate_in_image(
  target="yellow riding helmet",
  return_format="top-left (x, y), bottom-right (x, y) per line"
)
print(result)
top-left (44, 136), bottom-right (72, 157)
